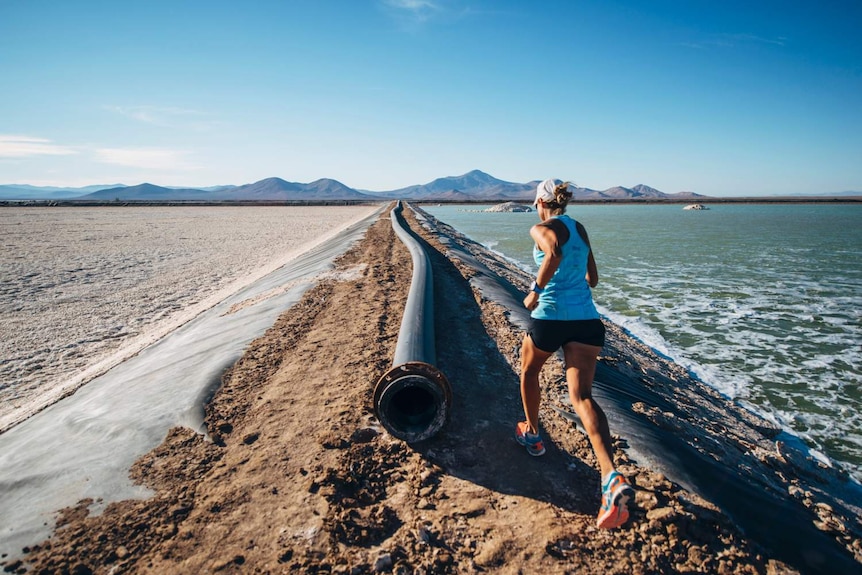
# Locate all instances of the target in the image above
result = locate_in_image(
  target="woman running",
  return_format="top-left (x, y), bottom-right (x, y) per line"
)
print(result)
top-left (516, 178), bottom-right (635, 529)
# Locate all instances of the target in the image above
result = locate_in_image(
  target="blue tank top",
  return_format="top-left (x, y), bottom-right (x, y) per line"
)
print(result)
top-left (531, 215), bottom-right (600, 321)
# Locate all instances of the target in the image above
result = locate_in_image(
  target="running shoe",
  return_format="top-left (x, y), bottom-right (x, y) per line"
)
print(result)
top-left (596, 470), bottom-right (635, 529)
top-left (515, 421), bottom-right (546, 456)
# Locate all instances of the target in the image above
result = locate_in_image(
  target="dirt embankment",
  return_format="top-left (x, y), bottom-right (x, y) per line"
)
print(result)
top-left (10, 208), bottom-right (805, 574)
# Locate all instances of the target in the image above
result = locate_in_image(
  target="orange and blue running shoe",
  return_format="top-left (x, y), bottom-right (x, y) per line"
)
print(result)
top-left (515, 421), bottom-right (546, 456)
top-left (596, 470), bottom-right (635, 529)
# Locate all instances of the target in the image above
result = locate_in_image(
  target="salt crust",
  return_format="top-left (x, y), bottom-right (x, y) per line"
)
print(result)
top-left (0, 205), bottom-right (380, 431)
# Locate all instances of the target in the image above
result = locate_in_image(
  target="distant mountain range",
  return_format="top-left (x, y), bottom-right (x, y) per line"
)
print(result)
top-left (0, 183), bottom-right (126, 200)
top-left (2, 170), bottom-right (853, 202)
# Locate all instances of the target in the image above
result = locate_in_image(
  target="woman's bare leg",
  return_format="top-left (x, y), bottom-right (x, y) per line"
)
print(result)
top-left (562, 341), bottom-right (615, 478)
top-left (519, 333), bottom-right (553, 435)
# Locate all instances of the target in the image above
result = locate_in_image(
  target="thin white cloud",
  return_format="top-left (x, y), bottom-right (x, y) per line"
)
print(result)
top-left (681, 33), bottom-right (787, 50)
top-left (94, 147), bottom-right (199, 170)
top-left (0, 135), bottom-right (78, 158)
top-left (105, 105), bottom-right (208, 128)
top-left (382, 0), bottom-right (442, 22)
top-left (380, 1), bottom-right (491, 27)
top-left (386, 0), bottom-right (440, 10)
top-left (730, 33), bottom-right (786, 47)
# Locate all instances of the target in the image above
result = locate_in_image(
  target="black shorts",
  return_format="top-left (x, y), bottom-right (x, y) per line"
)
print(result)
top-left (528, 318), bottom-right (606, 352)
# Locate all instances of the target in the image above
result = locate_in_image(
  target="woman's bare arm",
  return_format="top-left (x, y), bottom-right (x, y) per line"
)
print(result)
top-left (531, 224), bottom-right (562, 287)
top-left (523, 224), bottom-right (561, 310)
top-left (577, 222), bottom-right (599, 287)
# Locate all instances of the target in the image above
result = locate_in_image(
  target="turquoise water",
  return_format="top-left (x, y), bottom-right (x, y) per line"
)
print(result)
top-left (425, 203), bottom-right (862, 481)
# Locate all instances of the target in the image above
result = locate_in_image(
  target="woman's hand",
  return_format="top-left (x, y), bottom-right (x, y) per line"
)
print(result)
top-left (523, 291), bottom-right (539, 311)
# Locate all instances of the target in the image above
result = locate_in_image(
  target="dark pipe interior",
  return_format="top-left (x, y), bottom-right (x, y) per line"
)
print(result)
top-left (388, 385), bottom-right (438, 430)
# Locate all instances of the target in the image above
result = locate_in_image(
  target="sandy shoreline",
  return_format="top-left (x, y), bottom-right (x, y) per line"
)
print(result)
top-left (0, 205), bottom-right (381, 431)
top-left (3, 205), bottom-right (860, 574)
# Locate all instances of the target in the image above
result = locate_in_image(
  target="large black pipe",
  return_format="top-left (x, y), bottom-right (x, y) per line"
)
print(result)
top-left (373, 202), bottom-right (451, 442)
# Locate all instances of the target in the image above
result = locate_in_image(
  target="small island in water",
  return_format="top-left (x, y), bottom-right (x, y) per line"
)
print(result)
top-left (483, 201), bottom-right (533, 212)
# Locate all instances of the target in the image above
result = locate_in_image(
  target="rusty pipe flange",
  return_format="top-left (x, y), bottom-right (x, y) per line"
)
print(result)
top-left (373, 361), bottom-right (452, 443)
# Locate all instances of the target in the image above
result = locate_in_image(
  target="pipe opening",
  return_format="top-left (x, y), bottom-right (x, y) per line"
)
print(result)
top-left (375, 370), bottom-right (450, 443)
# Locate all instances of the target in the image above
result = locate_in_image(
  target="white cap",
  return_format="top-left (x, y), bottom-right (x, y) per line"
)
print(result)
top-left (534, 178), bottom-right (560, 205)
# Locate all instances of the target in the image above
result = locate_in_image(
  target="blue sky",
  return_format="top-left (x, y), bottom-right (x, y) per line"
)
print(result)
top-left (1, 0), bottom-right (860, 196)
